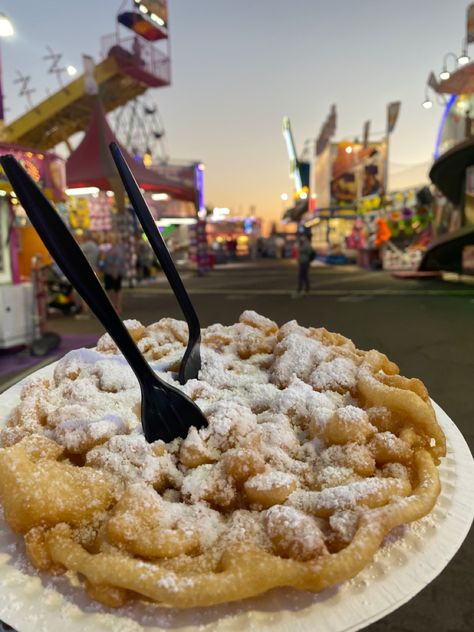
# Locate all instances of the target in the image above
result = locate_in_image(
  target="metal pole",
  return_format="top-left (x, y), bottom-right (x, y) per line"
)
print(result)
top-left (383, 134), bottom-right (390, 197)
top-left (356, 147), bottom-right (363, 208)
top-left (0, 39), bottom-right (4, 125)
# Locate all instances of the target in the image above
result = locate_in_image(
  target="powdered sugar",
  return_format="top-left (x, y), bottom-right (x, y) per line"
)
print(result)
top-left (310, 357), bottom-right (358, 392)
top-left (264, 504), bottom-right (326, 560)
top-left (53, 415), bottom-right (128, 453)
top-left (86, 435), bottom-right (182, 489)
top-left (156, 572), bottom-right (195, 593)
top-left (336, 405), bottom-right (368, 424)
top-left (288, 477), bottom-right (409, 515)
top-left (271, 333), bottom-right (332, 387)
top-left (181, 464), bottom-right (214, 503)
top-left (329, 510), bottom-right (359, 542)
top-left (245, 469), bottom-right (297, 491)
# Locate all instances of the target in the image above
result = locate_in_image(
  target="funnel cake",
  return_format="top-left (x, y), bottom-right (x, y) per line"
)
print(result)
top-left (0, 311), bottom-right (445, 608)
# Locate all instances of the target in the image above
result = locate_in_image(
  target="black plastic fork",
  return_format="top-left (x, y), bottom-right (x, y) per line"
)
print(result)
top-left (0, 154), bottom-right (208, 444)
top-left (109, 141), bottom-right (201, 385)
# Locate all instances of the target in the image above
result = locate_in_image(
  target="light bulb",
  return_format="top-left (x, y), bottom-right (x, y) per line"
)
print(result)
top-left (0, 14), bottom-right (14, 37)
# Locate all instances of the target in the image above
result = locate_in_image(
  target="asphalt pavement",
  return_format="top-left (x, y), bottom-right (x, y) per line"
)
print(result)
top-left (1, 260), bottom-right (473, 631)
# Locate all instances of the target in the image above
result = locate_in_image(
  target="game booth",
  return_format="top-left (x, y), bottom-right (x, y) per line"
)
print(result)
top-left (347, 187), bottom-right (435, 271)
top-left (304, 138), bottom-right (388, 265)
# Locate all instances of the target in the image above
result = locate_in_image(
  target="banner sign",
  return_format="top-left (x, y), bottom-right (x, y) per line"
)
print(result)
top-left (0, 144), bottom-right (66, 201)
top-left (45, 156), bottom-right (66, 201)
top-left (468, 3), bottom-right (474, 43)
top-left (362, 120), bottom-right (370, 149)
top-left (316, 104), bottom-right (337, 156)
top-left (0, 148), bottom-right (45, 188)
top-left (188, 219), bottom-right (210, 275)
top-left (330, 141), bottom-right (387, 207)
top-left (387, 101), bottom-right (401, 135)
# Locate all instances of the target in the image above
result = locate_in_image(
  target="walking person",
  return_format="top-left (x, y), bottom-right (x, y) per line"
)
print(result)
top-left (295, 234), bottom-right (313, 297)
top-left (75, 231), bottom-right (99, 319)
top-left (136, 237), bottom-right (154, 281)
top-left (103, 233), bottom-right (127, 314)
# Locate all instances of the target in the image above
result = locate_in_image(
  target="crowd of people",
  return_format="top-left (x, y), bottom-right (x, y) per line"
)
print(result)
top-left (74, 230), bottom-right (156, 317)
top-left (70, 229), bottom-right (317, 317)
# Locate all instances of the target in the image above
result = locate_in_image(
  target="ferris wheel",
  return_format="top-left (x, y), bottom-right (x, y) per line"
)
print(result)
top-left (110, 96), bottom-right (169, 163)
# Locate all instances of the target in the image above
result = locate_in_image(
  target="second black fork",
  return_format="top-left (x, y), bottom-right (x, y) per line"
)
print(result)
top-left (110, 141), bottom-right (201, 384)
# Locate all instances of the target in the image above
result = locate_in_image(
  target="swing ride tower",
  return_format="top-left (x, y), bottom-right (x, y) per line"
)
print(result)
top-left (0, 1), bottom-right (171, 152)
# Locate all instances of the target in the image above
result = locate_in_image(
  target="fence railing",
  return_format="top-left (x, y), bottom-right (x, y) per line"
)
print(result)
top-left (101, 33), bottom-right (170, 85)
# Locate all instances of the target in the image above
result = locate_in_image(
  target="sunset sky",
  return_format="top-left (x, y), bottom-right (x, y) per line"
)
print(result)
top-left (2, 0), bottom-right (470, 221)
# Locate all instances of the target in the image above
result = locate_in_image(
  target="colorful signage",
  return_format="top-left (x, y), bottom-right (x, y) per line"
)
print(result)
top-left (189, 219), bottom-right (210, 275)
top-left (67, 196), bottom-right (90, 229)
top-left (45, 156), bottom-right (66, 201)
top-left (0, 144), bottom-right (66, 201)
top-left (0, 149), bottom-right (45, 187)
top-left (330, 141), bottom-right (386, 207)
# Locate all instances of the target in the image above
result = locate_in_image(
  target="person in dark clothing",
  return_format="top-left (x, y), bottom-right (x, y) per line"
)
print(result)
top-left (296, 235), bottom-right (313, 295)
top-left (103, 233), bottom-right (127, 314)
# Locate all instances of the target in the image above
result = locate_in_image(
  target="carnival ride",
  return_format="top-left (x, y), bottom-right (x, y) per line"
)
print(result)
top-left (419, 64), bottom-right (474, 273)
top-left (0, 0), bottom-right (201, 210)
top-left (281, 116), bottom-right (310, 222)
top-left (1, 33), bottom-right (170, 151)
top-left (110, 97), bottom-right (168, 162)
top-left (66, 97), bottom-right (196, 202)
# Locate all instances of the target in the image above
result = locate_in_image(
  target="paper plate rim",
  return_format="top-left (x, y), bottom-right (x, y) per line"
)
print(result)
top-left (0, 360), bottom-right (473, 632)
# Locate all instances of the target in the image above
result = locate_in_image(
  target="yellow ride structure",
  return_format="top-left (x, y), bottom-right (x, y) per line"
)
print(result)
top-left (1, 33), bottom-right (170, 151)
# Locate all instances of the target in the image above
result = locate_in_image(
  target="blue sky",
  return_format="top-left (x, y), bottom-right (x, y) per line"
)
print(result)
top-left (0, 0), bottom-right (470, 220)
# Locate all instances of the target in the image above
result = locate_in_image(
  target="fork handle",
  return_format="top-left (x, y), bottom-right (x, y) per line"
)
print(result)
top-left (109, 143), bottom-right (201, 346)
top-left (0, 155), bottom-right (159, 387)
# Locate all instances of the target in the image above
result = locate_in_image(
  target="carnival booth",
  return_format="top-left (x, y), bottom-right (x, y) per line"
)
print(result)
top-left (303, 136), bottom-right (389, 265)
top-left (0, 143), bottom-right (66, 348)
top-left (343, 187), bottom-right (435, 271)
top-left (65, 98), bottom-right (201, 280)
top-left (206, 216), bottom-right (261, 263)
top-left (304, 207), bottom-right (358, 263)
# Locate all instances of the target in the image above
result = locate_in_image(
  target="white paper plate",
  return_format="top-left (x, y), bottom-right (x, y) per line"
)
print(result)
top-left (0, 362), bottom-right (473, 632)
